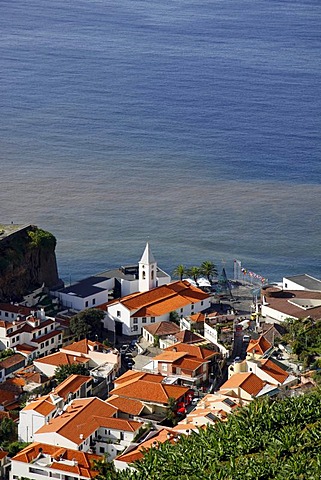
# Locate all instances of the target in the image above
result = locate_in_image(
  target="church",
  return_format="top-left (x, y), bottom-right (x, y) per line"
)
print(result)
top-left (53, 243), bottom-right (211, 337)
top-left (52, 242), bottom-right (171, 312)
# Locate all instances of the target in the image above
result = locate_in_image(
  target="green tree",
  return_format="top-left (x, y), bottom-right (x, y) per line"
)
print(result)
top-left (200, 260), bottom-right (218, 285)
top-left (70, 308), bottom-right (105, 340)
top-left (55, 364), bottom-right (89, 384)
top-left (173, 264), bottom-right (186, 281)
top-left (186, 266), bottom-right (201, 286)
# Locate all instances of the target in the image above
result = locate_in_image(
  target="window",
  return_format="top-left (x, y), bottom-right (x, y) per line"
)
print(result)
top-left (51, 324), bottom-right (54, 330)
top-left (133, 318), bottom-right (138, 324)
top-left (162, 363), bottom-right (168, 371)
top-left (51, 338), bottom-right (54, 344)
top-left (151, 270), bottom-right (154, 280)
top-left (133, 325), bottom-right (138, 332)
top-left (100, 446), bottom-right (105, 453)
top-left (201, 301), bottom-right (203, 306)
top-left (142, 271), bottom-right (146, 279)
top-left (92, 298), bottom-right (96, 305)
top-left (45, 327), bottom-right (48, 334)
top-left (45, 340), bottom-right (49, 346)
top-left (41, 343), bottom-right (44, 349)
top-left (142, 317), bottom-right (146, 324)
top-left (5, 312), bottom-right (8, 317)
top-left (15, 335), bottom-right (20, 343)
top-left (151, 317), bottom-right (155, 323)
top-left (85, 301), bottom-right (89, 308)
top-left (11, 313), bottom-right (14, 318)
top-left (117, 310), bottom-right (121, 318)
top-left (180, 308), bottom-right (183, 313)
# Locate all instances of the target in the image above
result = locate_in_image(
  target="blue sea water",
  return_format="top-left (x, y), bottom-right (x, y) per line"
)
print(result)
top-left (0, 0), bottom-right (320, 284)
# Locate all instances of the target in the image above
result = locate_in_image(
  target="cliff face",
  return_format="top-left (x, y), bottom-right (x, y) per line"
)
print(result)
top-left (0, 224), bottom-right (61, 302)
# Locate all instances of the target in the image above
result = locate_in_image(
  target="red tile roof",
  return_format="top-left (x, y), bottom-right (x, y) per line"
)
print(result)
top-left (12, 442), bottom-right (100, 479)
top-left (110, 379), bottom-right (189, 404)
top-left (34, 352), bottom-right (89, 367)
top-left (108, 280), bottom-right (209, 317)
top-left (220, 373), bottom-right (264, 397)
top-left (247, 335), bottom-right (272, 356)
top-left (144, 321), bottom-right (180, 336)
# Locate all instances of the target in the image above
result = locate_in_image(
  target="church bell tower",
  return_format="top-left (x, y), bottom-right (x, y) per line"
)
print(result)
top-left (139, 242), bottom-right (157, 292)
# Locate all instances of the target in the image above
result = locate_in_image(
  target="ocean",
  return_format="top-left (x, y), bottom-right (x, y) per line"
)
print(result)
top-left (1, 0), bottom-right (320, 285)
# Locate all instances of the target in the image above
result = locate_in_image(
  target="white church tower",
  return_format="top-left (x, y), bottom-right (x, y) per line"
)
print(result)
top-left (139, 242), bottom-right (157, 292)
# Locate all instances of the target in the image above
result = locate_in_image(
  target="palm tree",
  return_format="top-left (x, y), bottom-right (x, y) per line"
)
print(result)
top-left (173, 264), bottom-right (186, 280)
top-left (187, 266), bottom-right (201, 286)
top-left (200, 260), bottom-right (218, 285)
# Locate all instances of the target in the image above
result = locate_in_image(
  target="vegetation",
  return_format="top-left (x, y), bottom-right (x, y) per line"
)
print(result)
top-left (0, 348), bottom-right (15, 360)
top-left (169, 311), bottom-right (180, 325)
top-left (55, 364), bottom-right (89, 383)
top-left (98, 389), bottom-right (321, 480)
top-left (283, 317), bottom-right (321, 368)
top-left (173, 260), bottom-right (218, 287)
top-left (172, 264), bottom-right (186, 281)
top-left (69, 308), bottom-right (105, 340)
top-left (200, 260), bottom-right (218, 285)
top-left (27, 228), bottom-right (56, 250)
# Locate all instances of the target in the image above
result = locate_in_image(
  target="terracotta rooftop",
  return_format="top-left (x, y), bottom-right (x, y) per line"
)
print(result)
top-left (259, 358), bottom-right (289, 384)
top-left (143, 321), bottom-right (180, 336)
top-left (247, 335), bottom-right (272, 356)
top-left (0, 303), bottom-right (32, 316)
top-left (108, 280), bottom-right (209, 317)
top-left (110, 379), bottom-right (189, 404)
top-left (189, 312), bottom-right (206, 323)
top-left (62, 339), bottom-right (101, 354)
top-left (23, 396), bottom-right (56, 416)
top-left (220, 372), bottom-right (265, 397)
top-left (12, 442), bottom-right (100, 479)
top-left (34, 352), bottom-right (89, 367)
top-left (0, 353), bottom-right (25, 369)
top-left (107, 396), bottom-right (144, 416)
top-left (116, 428), bottom-right (179, 465)
top-left (54, 374), bottom-right (92, 400)
top-left (164, 342), bottom-right (217, 360)
top-left (35, 397), bottom-right (118, 444)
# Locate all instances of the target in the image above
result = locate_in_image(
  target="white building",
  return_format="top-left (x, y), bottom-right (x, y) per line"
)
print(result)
top-left (0, 308), bottom-right (63, 360)
top-left (52, 242), bottom-right (171, 311)
top-left (32, 397), bottom-right (143, 459)
top-left (18, 374), bottom-right (93, 442)
top-left (10, 442), bottom-right (102, 480)
top-left (261, 274), bottom-right (321, 323)
top-left (104, 280), bottom-right (211, 337)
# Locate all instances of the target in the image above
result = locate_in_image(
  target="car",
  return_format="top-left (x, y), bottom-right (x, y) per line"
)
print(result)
top-left (243, 335), bottom-right (251, 342)
top-left (234, 356), bottom-right (241, 362)
top-left (191, 398), bottom-right (200, 406)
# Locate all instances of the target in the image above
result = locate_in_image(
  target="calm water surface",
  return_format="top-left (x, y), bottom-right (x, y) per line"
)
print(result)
top-left (0, 0), bottom-right (320, 283)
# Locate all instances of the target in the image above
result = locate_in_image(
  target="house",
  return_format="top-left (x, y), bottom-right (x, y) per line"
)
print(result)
top-left (0, 450), bottom-right (9, 480)
top-left (33, 339), bottom-right (120, 388)
top-left (0, 353), bottom-right (26, 382)
top-left (109, 371), bottom-right (190, 424)
top-left (261, 274), bottom-right (321, 323)
top-left (114, 428), bottom-right (181, 472)
top-left (142, 321), bottom-right (180, 346)
top-left (33, 397), bottom-right (143, 459)
top-left (0, 308), bottom-right (63, 360)
top-left (246, 334), bottom-right (272, 360)
top-left (219, 372), bottom-right (279, 401)
top-left (180, 312), bottom-right (206, 334)
top-left (10, 442), bottom-right (101, 480)
top-left (105, 280), bottom-right (210, 337)
top-left (228, 357), bottom-right (297, 390)
top-left (145, 342), bottom-right (219, 387)
top-left (52, 242), bottom-right (171, 311)
top-left (18, 374), bottom-right (93, 442)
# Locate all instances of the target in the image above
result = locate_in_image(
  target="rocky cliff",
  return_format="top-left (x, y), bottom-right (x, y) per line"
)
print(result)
top-left (0, 224), bottom-right (62, 302)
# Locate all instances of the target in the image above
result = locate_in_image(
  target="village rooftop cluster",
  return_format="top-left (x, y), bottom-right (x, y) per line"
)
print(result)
top-left (0, 243), bottom-right (320, 479)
